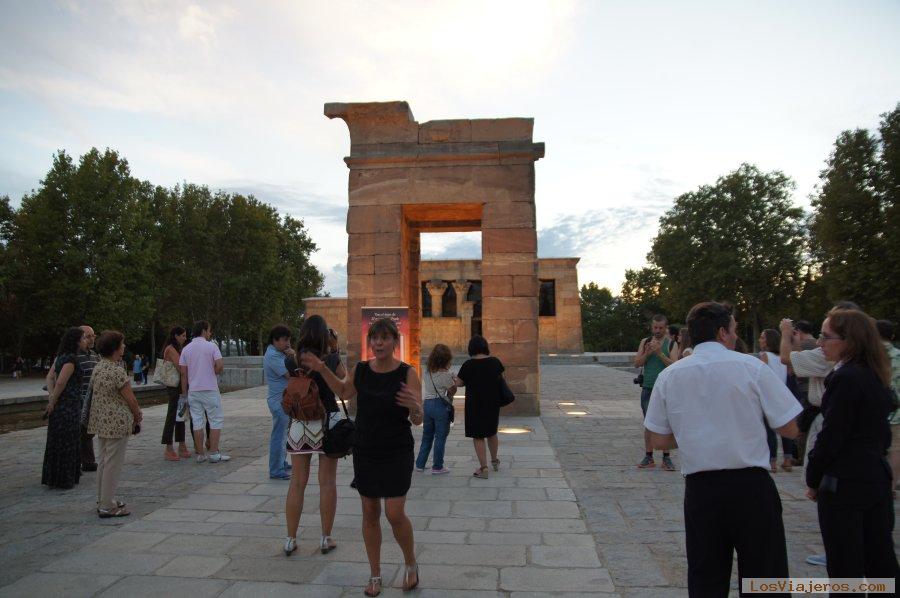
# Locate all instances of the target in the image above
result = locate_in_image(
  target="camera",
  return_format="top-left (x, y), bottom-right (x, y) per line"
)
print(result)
top-left (633, 373), bottom-right (644, 386)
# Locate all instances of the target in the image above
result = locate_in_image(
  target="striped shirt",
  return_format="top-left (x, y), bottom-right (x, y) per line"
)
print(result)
top-left (76, 350), bottom-right (100, 401)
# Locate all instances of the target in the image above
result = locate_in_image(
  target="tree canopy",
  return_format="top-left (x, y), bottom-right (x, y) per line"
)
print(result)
top-left (1, 149), bottom-right (324, 360)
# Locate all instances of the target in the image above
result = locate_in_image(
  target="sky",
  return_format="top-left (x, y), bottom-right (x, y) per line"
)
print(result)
top-left (1, 0), bottom-right (899, 297)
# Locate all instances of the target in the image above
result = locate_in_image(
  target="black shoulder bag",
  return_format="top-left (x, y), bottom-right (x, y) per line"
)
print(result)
top-left (498, 375), bottom-right (516, 407)
top-left (322, 355), bottom-right (355, 458)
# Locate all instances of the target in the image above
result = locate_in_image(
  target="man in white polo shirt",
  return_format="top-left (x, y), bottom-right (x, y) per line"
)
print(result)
top-left (644, 301), bottom-right (801, 597)
top-left (179, 320), bottom-right (229, 463)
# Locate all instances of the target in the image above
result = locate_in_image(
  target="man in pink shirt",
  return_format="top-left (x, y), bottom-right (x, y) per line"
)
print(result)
top-left (179, 320), bottom-right (229, 463)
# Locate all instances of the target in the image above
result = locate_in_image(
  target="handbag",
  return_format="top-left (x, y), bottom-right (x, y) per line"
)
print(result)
top-left (498, 375), bottom-right (515, 407)
top-left (430, 370), bottom-right (455, 423)
top-left (153, 357), bottom-right (180, 387)
top-left (322, 394), bottom-right (355, 458)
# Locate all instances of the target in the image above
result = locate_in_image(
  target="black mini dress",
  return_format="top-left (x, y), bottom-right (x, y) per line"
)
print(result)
top-left (351, 361), bottom-right (414, 498)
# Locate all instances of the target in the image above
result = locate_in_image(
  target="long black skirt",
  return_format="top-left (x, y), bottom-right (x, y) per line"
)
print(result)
top-left (42, 397), bottom-right (82, 489)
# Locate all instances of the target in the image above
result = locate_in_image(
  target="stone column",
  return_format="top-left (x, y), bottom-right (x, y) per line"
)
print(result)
top-left (425, 280), bottom-right (447, 318)
top-left (452, 280), bottom-right (471, 315)
top-left (460, 300), bottom-right (475, 345)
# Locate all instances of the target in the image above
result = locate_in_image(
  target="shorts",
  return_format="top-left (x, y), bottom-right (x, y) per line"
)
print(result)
top-left (640, 387), bottom-right (653, 418)
top-left (188, 390), bottom-right (224, 430)
top-left (890, 424), bottom-right (900, 453)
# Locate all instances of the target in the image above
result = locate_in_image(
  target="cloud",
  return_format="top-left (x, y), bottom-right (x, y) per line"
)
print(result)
top-left (220, 182), bottom-right (347, 225)
top-left (420, 232), bottom-right (481, 260)
top-left (325, 262), bottom-right (347, 297)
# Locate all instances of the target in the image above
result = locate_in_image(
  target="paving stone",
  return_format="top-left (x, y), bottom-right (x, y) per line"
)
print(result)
top-left (87, 530), bottom-right (170, 552)
top-left (168, 494), bottom-right (271, 512)
top-left (149, 533), bottom-right (242, 555)
top-left (500, 566), bottom-right (615, 592)
top-left (413, 530), bottom-right (467, 544)
top-left (515, 500), bottom-right (581, 518)
top-left (212, 523), bottom-right (286, 538)
top-left (467, 532), bottom-right (542, 546)
top-left (451, 500), bottom-right (513, 518)
top-left (97, 575), bottom-right (230, 597)
top-left (428, 517), bottom-right (487, 532)
top-left (540, 532), bottom-right (597, 546)
top-left (120, 520), bottom-right (224, 535)
top-left (497, 487), bottom-right (547, 501)
top-left (213, 556), bottom-right (323, 583)
top-left (143, 509), bottom-right (217, 522)
top-left (489, 518), bottom-right (587, 533)
top-left (154, 555), bottom-right (230, 577)
top-left (418, 543), bottom-right (526, 566)
top-left (531, 545), bottom-right (602, 567)
top-left (206, 511), bottom-right (274, 524)
top-left (218, 581), bottom-right (348, 597)
top-left (0, 572), bottom-right (120, 598)
top-left (311, 562), bottom-right (398, 587)
top-left (197, 483), bottom-right (257, 495)
top-left (414, 564), bottom-right (498, 590)
top-left (48, 551), bottom-right (174, 575)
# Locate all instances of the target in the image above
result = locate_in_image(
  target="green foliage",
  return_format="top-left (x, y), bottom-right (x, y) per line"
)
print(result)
top-left (580, 282), bottom-right (649, 351)
top-left (648, 163), bottom-right (806, 339)
top-left (4, 149), bottom-right (324, 358)
top-left (810, 129), bottom-right (886, 314)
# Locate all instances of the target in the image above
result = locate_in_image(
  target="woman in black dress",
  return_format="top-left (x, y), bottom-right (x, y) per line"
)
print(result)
top-left (805, 309), bottom-right (899, 581)
top-left (456, 335), bottom-right (504, 479)
top-left (42, 327), bottom-right (85, 489)
top-left (303, 318), bottom-right (423, 596)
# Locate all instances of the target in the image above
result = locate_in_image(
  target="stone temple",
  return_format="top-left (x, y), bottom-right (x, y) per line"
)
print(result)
top-left (307, 101), bottom-right (579, 416)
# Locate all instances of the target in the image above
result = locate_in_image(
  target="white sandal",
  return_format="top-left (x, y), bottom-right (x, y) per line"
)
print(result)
top-left (320, 534), bottom-right (336, 554)
top-left (363, 576), bottom-right (382, 596)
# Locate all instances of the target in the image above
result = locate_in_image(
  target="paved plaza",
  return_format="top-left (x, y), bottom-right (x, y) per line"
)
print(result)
top-left (0, 364), bottom-right (896, 597)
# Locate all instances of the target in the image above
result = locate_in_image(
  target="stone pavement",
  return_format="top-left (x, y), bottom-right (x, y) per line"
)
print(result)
top-left (540, 364), bottom-right (900, 597)
top-left (0, 380), bottom-right (609, 597)
top-left (1, 364), bottom-right (897, 597)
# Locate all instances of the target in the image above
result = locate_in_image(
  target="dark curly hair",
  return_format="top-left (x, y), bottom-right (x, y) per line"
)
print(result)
top-left (57, 327), bottom-right (84, 356)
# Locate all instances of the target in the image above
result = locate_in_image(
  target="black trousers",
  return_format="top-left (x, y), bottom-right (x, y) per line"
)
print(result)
top-left (684, 467), bottom-right (789, 597)
top-left (161, 386), bottom-right (185, 445)
top-left (817, 478), bottom-right (898, 593)
top-left (80, 425), bottom-right (95, 466)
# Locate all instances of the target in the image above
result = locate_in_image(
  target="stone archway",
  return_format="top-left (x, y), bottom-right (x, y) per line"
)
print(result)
top-left (326, 101), bottom-right (544, 415)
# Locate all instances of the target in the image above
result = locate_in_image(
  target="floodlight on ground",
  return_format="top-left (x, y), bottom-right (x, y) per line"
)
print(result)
top-left (566, 411), bottom-right (588, 416)
top-left (498, 426), bottom-right (532, 435)
top-left (557, 402), bottom-right (575, 406)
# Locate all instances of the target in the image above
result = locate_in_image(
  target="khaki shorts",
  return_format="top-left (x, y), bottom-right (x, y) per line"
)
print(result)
top-left (890, 424), bottom-right (900, 453)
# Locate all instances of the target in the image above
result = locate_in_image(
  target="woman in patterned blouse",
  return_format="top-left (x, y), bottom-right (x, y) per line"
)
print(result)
top-left (87, 330), bottom-right (143, 518)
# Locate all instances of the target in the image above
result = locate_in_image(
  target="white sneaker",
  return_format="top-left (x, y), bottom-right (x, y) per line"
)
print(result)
top-left (196, 454), bottom-right (207, 463)
top-left (208, 452), bottom-right (231, 463)
top-left (805, 554), bottom-right (827, 566)
top-left (283, 537), bottom-right (297, 556)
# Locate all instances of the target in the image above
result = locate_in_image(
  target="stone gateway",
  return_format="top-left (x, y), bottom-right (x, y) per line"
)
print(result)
top-left (319, 101), bottom-right (545, 415)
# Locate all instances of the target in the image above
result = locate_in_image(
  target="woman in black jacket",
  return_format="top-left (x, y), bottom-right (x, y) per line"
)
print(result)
top-left (805, 309), bottom-right (899, 581)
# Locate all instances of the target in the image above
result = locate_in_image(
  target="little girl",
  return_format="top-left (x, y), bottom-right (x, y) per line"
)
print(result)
top-left (415, 344), bottom-right (456, 474)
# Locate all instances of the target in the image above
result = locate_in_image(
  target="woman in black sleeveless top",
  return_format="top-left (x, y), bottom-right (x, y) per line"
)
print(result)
top-left (303, 317), bottom-right (423, 596)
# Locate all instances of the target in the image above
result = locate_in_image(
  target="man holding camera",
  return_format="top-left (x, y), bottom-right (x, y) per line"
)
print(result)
top-left (634, 314), bottom-right (676, 470)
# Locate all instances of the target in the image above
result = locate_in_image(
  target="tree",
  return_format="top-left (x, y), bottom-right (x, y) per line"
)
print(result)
top-left (810, 129), bottom-right (887, 316)
top-left (878, 103), bottom-right (900, 321)
top-left (648, 163), bottom-right (806, 344)
top-left (4, 148), bottom-right (326, 361)
top-left (5, 150), bottom-right (155, 355)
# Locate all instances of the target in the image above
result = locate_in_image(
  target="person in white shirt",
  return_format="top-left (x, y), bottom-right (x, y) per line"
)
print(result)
top-left (645, 301), bottom-right (801, 597)
top-left (758, 328), bottom-right (797, 472)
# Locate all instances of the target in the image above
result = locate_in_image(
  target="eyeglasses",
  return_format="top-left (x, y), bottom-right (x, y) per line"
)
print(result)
top-left (817, 334), bottom-right (844, 342)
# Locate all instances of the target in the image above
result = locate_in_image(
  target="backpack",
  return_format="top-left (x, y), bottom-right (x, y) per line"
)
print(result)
top-left (281, 373), bottom-right (326, 422)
